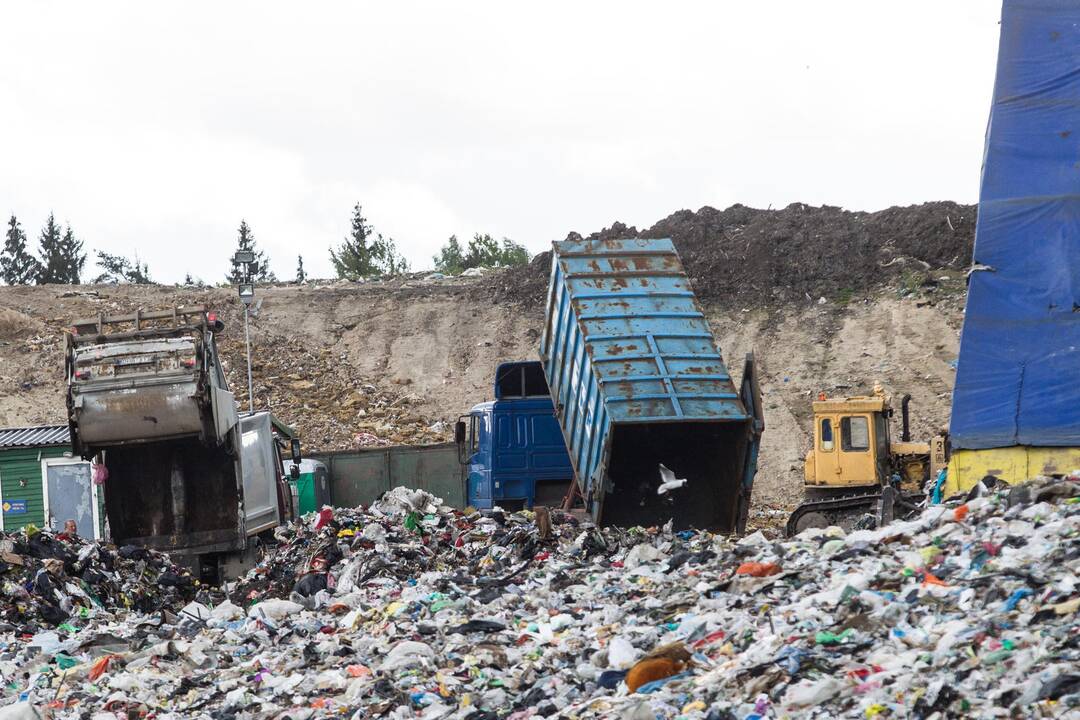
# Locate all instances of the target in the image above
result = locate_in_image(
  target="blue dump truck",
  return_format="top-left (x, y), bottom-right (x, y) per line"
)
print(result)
top-left (459, 237), bottom-right (764, 532)
top-left (457, 361), bottom-right (575, 511)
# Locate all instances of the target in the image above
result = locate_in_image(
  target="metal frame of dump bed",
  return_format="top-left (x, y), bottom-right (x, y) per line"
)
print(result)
top-left (67, 306), bottom-right (213, 345)
top-left (540, 237), bottom-right (763, 532)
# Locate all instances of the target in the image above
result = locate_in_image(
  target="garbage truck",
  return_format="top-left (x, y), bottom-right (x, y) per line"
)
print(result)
top-left (539, 237), bottom-right (764, 532)
top-left (456, 360), bottom-right (576, 511)
top-left (65, 306), bottom-right (298, 580)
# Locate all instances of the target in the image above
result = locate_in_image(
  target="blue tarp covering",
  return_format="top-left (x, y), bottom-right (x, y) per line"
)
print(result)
top-left (950, 0), bottom-right (1080, 449)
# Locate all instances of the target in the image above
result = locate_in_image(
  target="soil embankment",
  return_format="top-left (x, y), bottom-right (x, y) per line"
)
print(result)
top-left (0, 201), bottom-right (974, 515)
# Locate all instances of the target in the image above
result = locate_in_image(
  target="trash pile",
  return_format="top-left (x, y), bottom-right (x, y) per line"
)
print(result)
top-left (0, 526), bottom-right (199, 656)
top-left (3, 478), bottom-right (1079, 718)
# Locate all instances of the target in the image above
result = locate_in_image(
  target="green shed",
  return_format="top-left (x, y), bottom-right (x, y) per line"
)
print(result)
top-left (0, 425), bottom-right (103, 539)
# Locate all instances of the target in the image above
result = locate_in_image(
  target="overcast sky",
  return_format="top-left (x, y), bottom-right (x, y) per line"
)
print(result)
top-left (1, 2), bottom-right (1001, 283)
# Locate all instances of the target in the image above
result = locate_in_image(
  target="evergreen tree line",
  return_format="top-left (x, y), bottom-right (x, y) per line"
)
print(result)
top-left (2, 213), bottom-right (86, 285)
top-left (2, 202), bottom-right (531, 286)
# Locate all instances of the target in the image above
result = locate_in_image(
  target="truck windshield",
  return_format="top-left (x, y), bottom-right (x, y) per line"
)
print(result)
top-left (496, 364), bottom-right (550, 398)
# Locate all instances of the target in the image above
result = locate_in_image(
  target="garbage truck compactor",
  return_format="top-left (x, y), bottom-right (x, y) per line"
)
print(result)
top-left (539, 237), bottom-right (764, 532)
top-left (65, 307), bottom-right (293, 578)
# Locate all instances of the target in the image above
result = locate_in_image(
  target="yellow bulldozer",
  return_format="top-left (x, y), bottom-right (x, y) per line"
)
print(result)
top-left (785, 388), bottom-right (947, 536)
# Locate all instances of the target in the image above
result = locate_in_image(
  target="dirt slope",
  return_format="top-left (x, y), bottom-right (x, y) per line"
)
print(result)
top-left (0, 201), bottom-right (974, 514)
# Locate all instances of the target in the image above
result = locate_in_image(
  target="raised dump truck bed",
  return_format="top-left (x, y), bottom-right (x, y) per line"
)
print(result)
top-left (540, 237), bottom-right (763, 532)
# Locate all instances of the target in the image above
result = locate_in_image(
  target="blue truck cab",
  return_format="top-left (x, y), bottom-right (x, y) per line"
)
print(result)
top-left (456, 361), bottom-right (574, 510)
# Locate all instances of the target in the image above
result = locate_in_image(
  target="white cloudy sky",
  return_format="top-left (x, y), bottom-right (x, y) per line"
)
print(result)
top-left (1, 2), bottom-right (1000, 283)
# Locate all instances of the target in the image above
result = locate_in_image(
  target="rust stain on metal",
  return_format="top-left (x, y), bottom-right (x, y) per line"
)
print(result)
top-left (606, 343), bottom-right (638, 356)
top-left (631, 257), bottom-right (652, 270)
top-left (610, 258), bottom-right (629, 272)
top-left (588, 260), bottom-right (602, 273)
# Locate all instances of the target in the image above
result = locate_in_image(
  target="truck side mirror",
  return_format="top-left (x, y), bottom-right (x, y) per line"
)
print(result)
top-left (454, 420), bottom-right (467, 446)
top-left (289, 464), bottom-right (300, 480)
top-left (290, 438), bottom-right (301, 463)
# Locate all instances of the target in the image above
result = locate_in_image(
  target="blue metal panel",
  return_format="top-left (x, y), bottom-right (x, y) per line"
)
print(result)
top-left (539, 237), bottom-right (757, 528)
top-left (950, 0), bottom-right (1080, 449)
top-left (466, 394), bottom-right (574, 509)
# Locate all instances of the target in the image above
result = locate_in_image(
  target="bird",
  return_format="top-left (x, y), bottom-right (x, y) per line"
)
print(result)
top-left (657, 464), bottom-right (687, 495)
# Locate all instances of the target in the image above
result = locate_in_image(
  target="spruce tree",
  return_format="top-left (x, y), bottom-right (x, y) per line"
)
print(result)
top-left (226, 220), bottom-right (275, 283)
top-left (37, 213), bottom-right (66, 284)
top-left (296, 255), bottom-right (307, 283)
top-left (59, 225), bottom-right (86, 284)
top-left (330, 203), bottom-right (409, 279)
top-left (1, 215), bottom-right (43, 285)
top-left (330, 204), bottom-right (378, 280)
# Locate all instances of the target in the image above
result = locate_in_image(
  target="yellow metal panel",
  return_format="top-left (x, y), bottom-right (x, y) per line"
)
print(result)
top-left (946, 446), bottom-right (1080, 496)
top-left (812, 397), bottom-right (886, 414)
top-left (891, 441), bottom-right (930, 456)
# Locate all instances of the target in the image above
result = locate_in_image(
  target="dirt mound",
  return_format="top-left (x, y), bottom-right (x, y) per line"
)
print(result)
top-left (492, 201), bottom-right (976, 307)
top-left (0, 307), bottom-right (45, 339)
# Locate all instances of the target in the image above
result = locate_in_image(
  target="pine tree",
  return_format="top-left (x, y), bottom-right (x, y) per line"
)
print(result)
top-left (226, 220), bottom-right (275, 283)
top-left (330, 204), bottom-right (409, 279)
top-left (38, 216), bottom-right (85, 284)
top-left (59, 225), bottom-right (86, 284)
top-left (37, 214), bottom-right (66, 284)
top-left (1, 215), bottom-right (43, 285)
top-left (330, 204), bottom-right (378, 280)
top-left (295, 255), bottom-right (307, 283)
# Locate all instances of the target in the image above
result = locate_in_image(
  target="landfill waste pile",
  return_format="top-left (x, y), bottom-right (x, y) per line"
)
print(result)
top-left (3, 477), bottom-right (1078, 717)
top-left (0, 526), bottom-right (199, 633)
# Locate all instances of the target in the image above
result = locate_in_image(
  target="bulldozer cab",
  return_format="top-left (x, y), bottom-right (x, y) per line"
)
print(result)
top-left (805, 396), bottom-right (889, 489)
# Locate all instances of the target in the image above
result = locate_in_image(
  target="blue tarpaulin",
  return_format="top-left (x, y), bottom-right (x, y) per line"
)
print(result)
top-left (950, 0), bottom-right (1080, 449)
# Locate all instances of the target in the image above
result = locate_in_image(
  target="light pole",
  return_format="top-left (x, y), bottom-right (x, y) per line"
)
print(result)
top-left (233, 250), bottom-right (257, 414)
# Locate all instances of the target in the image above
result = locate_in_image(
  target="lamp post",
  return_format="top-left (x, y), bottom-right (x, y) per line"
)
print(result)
top-left (233, 250), bottom-right (257, 414)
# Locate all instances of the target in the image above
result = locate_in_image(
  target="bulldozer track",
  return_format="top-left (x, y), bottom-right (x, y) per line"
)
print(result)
top-left (784, 491), bottom-right (884, 537)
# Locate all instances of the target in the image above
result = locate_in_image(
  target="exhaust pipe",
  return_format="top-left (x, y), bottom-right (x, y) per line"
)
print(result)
top-left (900, 394), bottom-right (912, 442)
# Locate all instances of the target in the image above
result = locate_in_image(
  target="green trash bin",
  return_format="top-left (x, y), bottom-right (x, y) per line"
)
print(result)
top-left (286, 459), bottom-right (331, 516)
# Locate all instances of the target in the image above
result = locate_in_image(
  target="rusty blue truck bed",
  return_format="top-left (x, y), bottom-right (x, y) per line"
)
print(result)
top-left (539, 237), bottom-right (762, 531)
